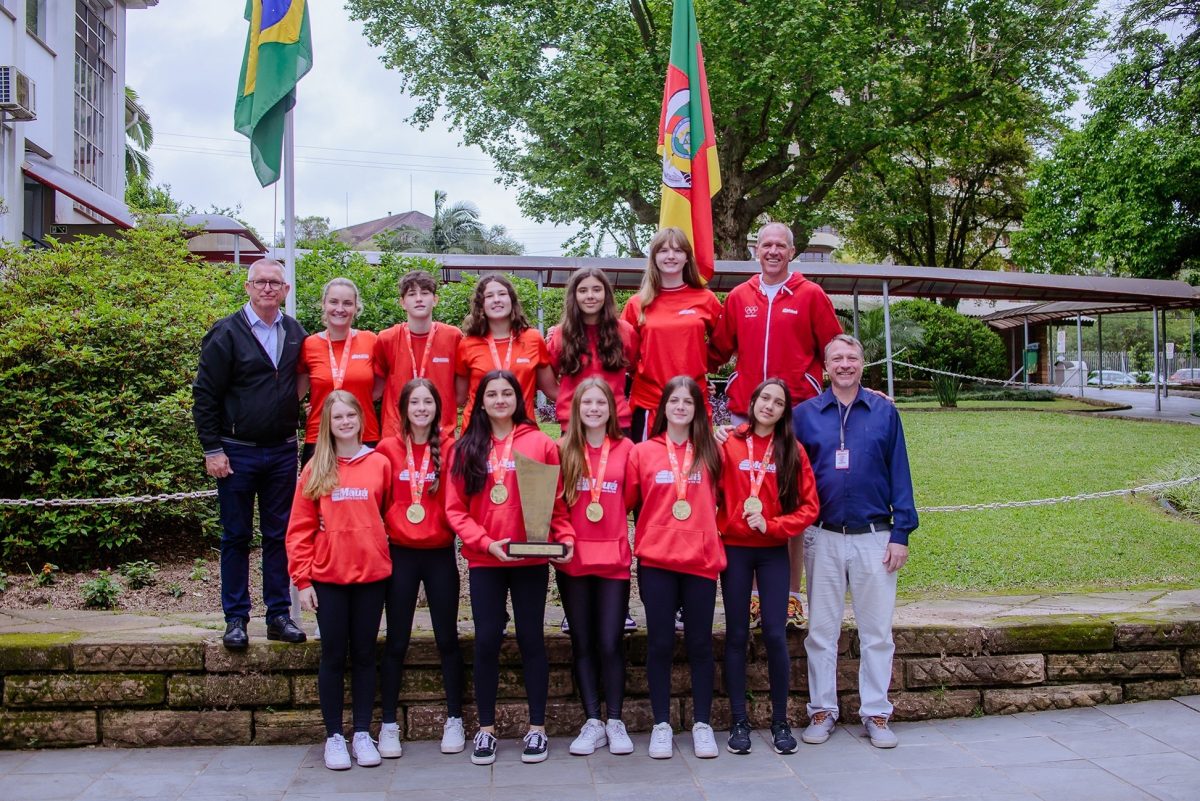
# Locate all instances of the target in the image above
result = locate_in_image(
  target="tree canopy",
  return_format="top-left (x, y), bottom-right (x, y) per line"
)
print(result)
top-left (1014, 0), bottom-right (1200, 279)
top-left (348, 0), bottom-right (1099, 257)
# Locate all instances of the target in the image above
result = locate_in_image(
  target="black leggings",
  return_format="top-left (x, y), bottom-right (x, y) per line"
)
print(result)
top-left (630, 408), bottom-right (652, 444)
top-left (469, 564), bottom-right (550, 727)
top-left (312, 579), bottom-right (387, 736)
top-left (380, 545), bottom-right (465, 723)
top-left (722, 544), bottom-right (791, 722)
top-left (556, 572), bottom-right (630, 720)
top-left (638, 564), bottom-right (716, 725)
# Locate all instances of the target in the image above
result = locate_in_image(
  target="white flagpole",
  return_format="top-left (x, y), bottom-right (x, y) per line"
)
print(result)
top-left (283, 102), bottom-right (297, 317)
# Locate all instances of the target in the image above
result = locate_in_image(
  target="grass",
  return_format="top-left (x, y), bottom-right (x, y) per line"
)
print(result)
top-left (900, 410), bottom-right (1200, 595)
top-left (898, 398), bottom-right (1103, 412)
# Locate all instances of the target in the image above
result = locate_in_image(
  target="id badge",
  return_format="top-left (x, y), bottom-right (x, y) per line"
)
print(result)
top-left (835, 449), bottom-right (850, 470)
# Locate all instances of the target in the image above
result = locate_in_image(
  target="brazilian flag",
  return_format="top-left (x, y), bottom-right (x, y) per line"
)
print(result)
top-left (234, 1), bottom-right (313, 187)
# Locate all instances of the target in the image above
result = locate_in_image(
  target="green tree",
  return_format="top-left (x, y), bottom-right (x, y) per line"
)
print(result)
top-left (276, 215), bottom-right (332, 249)
top-left (378, 191), bottom-right (523, 254)
top-left (348, 0), bottom-right (1100, 258)
top-left (1014, 0), bottom-right (1200, 278)
top-left (124, 86), bottom-right (153, 184)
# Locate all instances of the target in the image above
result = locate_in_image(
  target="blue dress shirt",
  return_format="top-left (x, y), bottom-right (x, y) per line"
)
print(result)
top-left (792, 387), bottom-right (918, 545)
top-left (242, 302), bottom-right (284, 368)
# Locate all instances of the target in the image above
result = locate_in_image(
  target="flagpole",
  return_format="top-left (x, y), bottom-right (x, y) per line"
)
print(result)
top-left (283, 102), bottom-right (297, 317)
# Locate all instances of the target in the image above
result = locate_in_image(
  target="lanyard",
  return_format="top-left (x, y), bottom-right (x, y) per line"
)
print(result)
top-left (323, 329), bottom-right (355, 390)
top-left (837, 400), bottom-right (853, 449)
top-left (488, 430), bottom-right (515, 487)
top-left (404, 322), bottom-right (436, 380)
top-left (486, 333), bottom-right (514, 372)
top-left (583, 437), bottom-right (611, 506)
top-left (405, 437), bottom-right (432, 506)
top-left (745, 433), bottom-right (774, 500)
top-left (666, 439), bottom-right (694, 504)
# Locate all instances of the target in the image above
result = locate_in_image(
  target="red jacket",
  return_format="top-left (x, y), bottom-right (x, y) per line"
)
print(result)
top-left (621, 286), bottom-right (722, 413)
top-left (556, 436), bottom-right (633, 580)
top-left (445, 423), bottom-right (576, 568)
top-left (286, 448), bottom-right (392, 589)
top-left (709, 273), bottom-right (843, 416)
top-left (717, 427), bottom-right (820, 548)
top-left (375, 433), bottom-right (455, 549)
top-left (547, 321), bottom-right (639, 429)
top-left (625, 435), bottom-right (725, 580)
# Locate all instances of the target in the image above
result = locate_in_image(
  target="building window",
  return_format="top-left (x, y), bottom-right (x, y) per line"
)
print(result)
top-left (26, 0), bottom-right (45, 37)
top-left (74, 0), bottom-right (115, 190)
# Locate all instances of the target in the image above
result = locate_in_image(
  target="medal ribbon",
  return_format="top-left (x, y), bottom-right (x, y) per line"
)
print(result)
top-left (405, 436), bottom-right (432, 507)
top-left (584, 437), bottom-right (611, 507)
top-left (746, 433), bottom-right (774, 501)
top-left (404, 322), bottom-right (436, 380)
top-left (486, 334), bottom-right (514, 372)
top-left (488, 430), bottom-right (515, 490)
top-left (323, 329), bottom-right (355, 390)
top-left (665, 439), bottom-right (694, 505)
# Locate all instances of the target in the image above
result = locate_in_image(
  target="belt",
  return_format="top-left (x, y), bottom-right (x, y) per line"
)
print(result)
top-left (816, 520), bottom-right (890, 535)
top-left (221, 435), bottom-right (298, 449)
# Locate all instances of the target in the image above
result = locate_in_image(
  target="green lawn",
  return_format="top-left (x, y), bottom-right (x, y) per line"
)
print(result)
top-left (898, 398), bottom-right (1103, 412)
top-left (900, 410), bottom-right (1200, 595)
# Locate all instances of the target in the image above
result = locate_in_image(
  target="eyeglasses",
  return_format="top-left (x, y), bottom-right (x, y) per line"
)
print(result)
top-left (248, 280), bottom-right (286, 290)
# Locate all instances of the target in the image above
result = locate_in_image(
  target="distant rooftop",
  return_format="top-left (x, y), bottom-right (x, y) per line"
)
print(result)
top-left (331, 210), bottom-right (434, 249)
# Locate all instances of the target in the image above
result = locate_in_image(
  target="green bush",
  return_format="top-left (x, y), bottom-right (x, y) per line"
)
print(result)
top-left (81, 571), bottom-right (122, 609)
top-left (931, 374), bottom-right (962, 408)
top-left (892, 299), bottom-right (1007, 381)
top-left (118, 559), bottom-right (159, 589)
top-left (0, 222), bottom-right (238, 563)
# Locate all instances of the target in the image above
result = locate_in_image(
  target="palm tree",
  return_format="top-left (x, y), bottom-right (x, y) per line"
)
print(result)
top-left (377, 191), bottom-right (523, 254)
top-left (125, 86), bottom-right (153, 183)
top-left (842, 306), bottom-right (925, 385)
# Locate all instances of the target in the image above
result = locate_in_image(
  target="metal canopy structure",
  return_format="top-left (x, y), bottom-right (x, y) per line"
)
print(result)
top-left (166, 214), bottom-right (267, 265)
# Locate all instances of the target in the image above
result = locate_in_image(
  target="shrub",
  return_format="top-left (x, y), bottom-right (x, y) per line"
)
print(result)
top-left (81, 571), bottom-right (122, 609)
top-left (31, 562), bottom-right (58, 587)
top-left (931, 375), bottom-right (962, 408)
top-left (0, 222), bottom-right (238, 563)
top-left (118, 559), bottom-right (159, 589)
top-left (891, 299), bottom-right (1007, 381)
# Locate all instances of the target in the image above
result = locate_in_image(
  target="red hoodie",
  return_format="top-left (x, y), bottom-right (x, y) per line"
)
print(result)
top-left (717, 426), bottom-right (820, 548)
top-left (375, 433), bottom-right (455, 549)
top-left (556, 436), bottom-right (634, 580)
top-left (547, 321), bottom-right (639, 429)
top-left (709, 273), bottom-right (843, 416)
top-left (445, 423), bottom-right (576, 569)
top-left (286, 448), bottom-right (392, 589)
top-left (621, 286), bottom-right (722, 413)
top-left (625, 435), bottom-right (725, 580)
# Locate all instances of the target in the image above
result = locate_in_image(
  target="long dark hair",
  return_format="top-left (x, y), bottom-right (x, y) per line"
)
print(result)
top-left (557, 268), bottom-right (626, 375)
top-left (462, 274), bottom-right (532, 338)
top-left (736, 378), bottom-right (801, 514)
top-left (559, 377), bottom-right (625, 506)
top-left (399, 378), bottom-right (444, 494)
top-left (450, 370), bottom-right (532, 496)
top-left (648, 375), bottom-right (720, 481)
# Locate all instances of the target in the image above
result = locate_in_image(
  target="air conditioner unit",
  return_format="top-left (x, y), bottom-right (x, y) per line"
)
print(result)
top-left (0, 66), bottom-right (37, 121)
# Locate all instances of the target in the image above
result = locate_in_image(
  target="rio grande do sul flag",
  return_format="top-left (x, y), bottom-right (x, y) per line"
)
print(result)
top-left (235, 0), bottom-right (313, 187)
top-left (658, 0), bottom-right (721, 282)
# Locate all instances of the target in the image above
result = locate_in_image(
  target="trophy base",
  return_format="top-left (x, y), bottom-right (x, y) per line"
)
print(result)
top-left (506, 541), bottom-right (567, 558)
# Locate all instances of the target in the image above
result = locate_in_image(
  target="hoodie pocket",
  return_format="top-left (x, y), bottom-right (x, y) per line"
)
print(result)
top-left (636, 524), bottom-right (717, 573)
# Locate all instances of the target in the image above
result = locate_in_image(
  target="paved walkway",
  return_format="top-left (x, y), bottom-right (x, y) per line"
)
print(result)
top-left (1, 696), bottom-right (1198, 801)
top-left (1059, 386), bottom-right (1200, 425)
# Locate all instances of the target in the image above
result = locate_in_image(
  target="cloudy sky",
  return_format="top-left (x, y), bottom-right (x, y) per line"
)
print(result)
top-left (125, 2), bottom-right (577, 254)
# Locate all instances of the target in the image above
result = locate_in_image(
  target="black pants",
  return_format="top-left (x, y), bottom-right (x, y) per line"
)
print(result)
top-left (722, 544), bottom-right (791, 722)
top-left (380, 545), bottom-right (465, 724)
top-left (469, 564), bottom-right (550, 726)
top-left (313, 579), bottom-right (387, 736)
top-left (638, 564), bottom-right (716, 725)
top-left (630, 408), bottom-right (652, 444)
top-left (557, 571), bottom-right (630, 720)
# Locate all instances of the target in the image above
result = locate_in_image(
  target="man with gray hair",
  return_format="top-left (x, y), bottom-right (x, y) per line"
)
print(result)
top-left (193, 258), bottom-right (308, 650)
top-left (792, 333), bottom-right (916, 749)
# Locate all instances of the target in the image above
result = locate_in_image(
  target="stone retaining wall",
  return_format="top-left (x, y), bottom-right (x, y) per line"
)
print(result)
top-left (1, 618), bottom-right (1198, 748)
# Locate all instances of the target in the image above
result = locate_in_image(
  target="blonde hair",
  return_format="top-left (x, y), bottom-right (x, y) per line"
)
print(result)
top-left (319, 277), bottom-right (363, 327)
top-left (558, 378), bottom-right (624, 506)
top-left (634, 227), bottom-right (703, 324)
top-left (302, 390), bottom-right (363, 500)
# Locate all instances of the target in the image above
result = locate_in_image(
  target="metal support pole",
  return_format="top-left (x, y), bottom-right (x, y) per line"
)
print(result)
top-left (1097, 315), bottom-right (1103, 378)
top-left (1077, 316), bottom-right (1084, 395)
top-left (1152, 305), bottom-right (1161, 412)
top-left (1191, 311), bottom-right (1196, 371)
top-left (233, 236), bottom-right (240, 269)
top-left (283, 108), bottom-right (297, 317)
top-left (536, 271), bottom-right (545, 334)
top-left (1023, 318), bottom-right (1030, 388)
top-left (1161, 309), bottom-right (1169, 398)
top-left (882, 280), bottom-right (894, 398)
top-left (852, 290), bottom-right (860, 340)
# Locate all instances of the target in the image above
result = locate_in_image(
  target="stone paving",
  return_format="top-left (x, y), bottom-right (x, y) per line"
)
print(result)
top-left (0, 695), bottom-right (1198, 801)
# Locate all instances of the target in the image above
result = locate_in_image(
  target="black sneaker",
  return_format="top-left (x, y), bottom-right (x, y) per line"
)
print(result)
top-left (522, 729), bottom-right (549, 763)
top-left (624, 614), bottom-right (638, 632)
top-left (471, 730), bottom-right (498, 766)
top-left (771, 720), bottom-right (797, 755)
top-left (726, 718), bottom-right (753, 755)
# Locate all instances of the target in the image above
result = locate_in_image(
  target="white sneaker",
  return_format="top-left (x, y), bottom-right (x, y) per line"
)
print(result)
top-left (569, 718), bottom-right (608, 755)
top-left (606, 719), bottom-right (634, 755)
top-left (324, 733), bottom-right (351, 770)
top-left (351, 731), bottom-right (381, 767)
top-left (648, 722), bottom-right (674, 759)
top-left (441, 716), bottom-right (466, 754)
top-left (692, 722), bottom-right (719, 758)
top-left (377, 722), bottom-right (403, 758)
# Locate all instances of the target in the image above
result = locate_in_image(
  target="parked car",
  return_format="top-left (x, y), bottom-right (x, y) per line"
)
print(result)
top-left (1170, 368), bottom-right (1200, 386)
top-left (1086, 370), bottom-right (1137, 386)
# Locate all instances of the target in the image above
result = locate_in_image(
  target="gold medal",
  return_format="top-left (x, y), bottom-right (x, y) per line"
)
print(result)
top-left (406, 503), bottom-right (426, 524)
top-left (490, 483), bottom-right (509, 504)
top-left (585, 501), bottom-right (604, 523)
top-left (672, 499), bottom-right (692, 521)
top-left (743, 496), bottom-right (763, 515)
